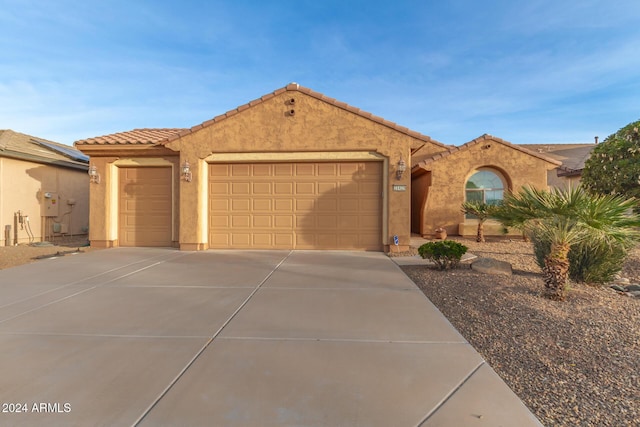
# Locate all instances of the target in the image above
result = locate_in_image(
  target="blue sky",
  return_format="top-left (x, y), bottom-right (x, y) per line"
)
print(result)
top-left (1, 0), bottom-right (639, 146)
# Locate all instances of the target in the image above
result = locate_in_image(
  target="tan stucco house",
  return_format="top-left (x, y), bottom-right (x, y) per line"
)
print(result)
top-left (75, 84), bottom-right (560, 252)
top-left (1, 130), bottom-right (89, 245)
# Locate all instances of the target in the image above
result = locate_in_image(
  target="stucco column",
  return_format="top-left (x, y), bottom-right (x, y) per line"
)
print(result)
top-left (387, 148), bottom-right (411, 252)
top-left (179, 155), bottom-right (207, 250)
top-left (88, 157), bottom-right (118, 248)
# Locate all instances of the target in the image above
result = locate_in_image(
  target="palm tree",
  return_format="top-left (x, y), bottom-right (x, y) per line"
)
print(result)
top-left (461, 201), bottom-right (497, 243)
top-left (493, 186), bottom-right (640, 301)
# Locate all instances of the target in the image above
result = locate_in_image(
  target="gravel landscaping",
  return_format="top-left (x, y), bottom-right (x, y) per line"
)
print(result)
top-left (401, 237), bottom-right (640, 427)
top-left (0, 236), bottom-right (93, 270)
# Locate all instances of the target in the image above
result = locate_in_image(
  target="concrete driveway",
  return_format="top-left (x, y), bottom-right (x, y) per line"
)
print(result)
top-left (0, 248), bottom-right (541, 426)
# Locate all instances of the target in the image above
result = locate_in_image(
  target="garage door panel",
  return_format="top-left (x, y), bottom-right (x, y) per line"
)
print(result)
top-left (339, 199), bottom-right (358, 211)
top-left (338, 216), bottom-right (358, 229)
top-left (232, 164), bottom-right (251, 176)
top-left (253, 199), bottom-right (272, 211)
top-left (211, 199), bottom-right (229, 211)
top-left (339, 163), bottom-right (359, 176)
top-left (296, 215), bottom-right (313, 228)
top-left (359, 199), bottom-right (380, 210)
top-left (124, 215), bottom-right (171, 227)
top-left (253, 182), bottom-right (271, 194)
top-left (274, 164), bottom-right (293, 176)
top-left (231, 183), bottom-right (250, 194)
top-left (119, 167), bottom-right (172, 247)
top-left (317, 198), bottom-right (338, 212)
top-left (275, 183), bottom-right (293, 194)
top-left (122, 231), bottom-right (171, 246)
top-left (253, 234), bottom-right (272, 246)
top-left (231, 215), bottom-right (250, 227)
top-left (295, 163), bottom-right (315, 175)
top-left (318, 182), bottom-right (338, 195)
top-left (253, 164), bottom-right (271, 176)
top-left (231, 199), bottom-right (250, 211)
top-left (295, 233), bottom-right (316, 249)
top-left (295, 199), bottom-right (314, 212)
top-left (318, 163), bottom-right (337, 175)
top-left (317, 234), bottom-right (338, 247)
top-left (210, 182), bottom-right (229, 194)
top-left (339, 182), bottom-right (358, 194)
top-left (360, 215), bottom-right (380, 229)
top-left (253, 216), bottom-right (272, 227)
top-left (231, 234), bottom-right (251, 246)
top-left (210, 215), bottom-right (229, 227)
top-left (360, 181), bottom-right (381, 194)
top-left (359, 234), bottom-right (381, 247)
top-left (274, 199), bottom-right (293, 211)
top-left (209, 162), bottom-right (381, 250)
top-left (210, 164), bottom-right (229, 176)
top-left (317, 215), bottom-right (338, 229)
top-left (274, 234), bottom-right (294, 247)
top-left (296, 182), bottom-right (315, 194)
top-left (274, 215), bottom-right (293, 228)
top-left (210, 234), bottom-right (230, 246)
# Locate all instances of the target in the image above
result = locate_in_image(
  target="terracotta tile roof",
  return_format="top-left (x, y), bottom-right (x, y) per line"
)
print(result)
top-left (0, 129), bottom-right (88, 170)
top-left (74, 128), bottom-right (186, 146)
top-left (73, 84), bottom-right (444, 148)
top-left (158, 83), bottom-right (445, 147)
top-left (413, 134), bottom-right (562, 170)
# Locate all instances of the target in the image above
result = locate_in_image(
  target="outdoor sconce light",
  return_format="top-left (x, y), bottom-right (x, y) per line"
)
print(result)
top-left (88, 165), bottom-right (100, 184)
top-left (181, 161), bottom-right (192, 182)
top-left (396, 158), bottom-right (407, 180)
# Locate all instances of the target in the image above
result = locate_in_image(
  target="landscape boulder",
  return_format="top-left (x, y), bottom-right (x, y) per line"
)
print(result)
top-left (471, 257), bottom-right (512, 276)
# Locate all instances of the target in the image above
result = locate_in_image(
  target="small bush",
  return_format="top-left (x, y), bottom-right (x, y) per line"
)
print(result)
top-left (530, 232), bottom-right (628, 285)
top-left (418, 240), bottom-right (468, 270)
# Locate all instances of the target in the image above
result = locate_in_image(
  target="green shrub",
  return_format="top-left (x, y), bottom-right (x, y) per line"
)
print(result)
top-left (418, 240), bottom-right (468, 270)
top-left (530, 232), bottom-right (628, 284)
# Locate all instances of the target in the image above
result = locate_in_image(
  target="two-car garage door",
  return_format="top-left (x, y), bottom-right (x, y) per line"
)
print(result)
top-left (209, 162), bottom-right (382, 250)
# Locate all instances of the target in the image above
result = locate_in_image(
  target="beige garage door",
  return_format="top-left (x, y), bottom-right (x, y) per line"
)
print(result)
top-left (209, 162), bottom-right (382, 250)
top-left (119, 167), bottom-right (172, 247)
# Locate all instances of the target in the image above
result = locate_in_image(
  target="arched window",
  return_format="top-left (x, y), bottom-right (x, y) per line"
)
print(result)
top-left (465, 170), bottom-right (504, 206)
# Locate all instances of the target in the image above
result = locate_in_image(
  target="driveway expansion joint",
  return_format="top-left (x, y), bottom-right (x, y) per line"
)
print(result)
top-left (131, 250), bottom-right (293, 426)
top-left (416, 361), bottom-right (486, 426)
top-left (217, 336), bottom-right (471, 345)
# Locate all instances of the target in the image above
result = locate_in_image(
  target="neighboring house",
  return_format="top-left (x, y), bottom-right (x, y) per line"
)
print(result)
top-left (519, 143), bottom-right (597, 189)
top-left (75, 84), bottom-right (560, 251)
top-left (0, 130), bottom-right (89, 245)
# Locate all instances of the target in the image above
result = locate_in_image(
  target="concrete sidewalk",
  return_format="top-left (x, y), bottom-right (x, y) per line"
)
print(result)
top-left (0, 248), bottom-right (541, 426)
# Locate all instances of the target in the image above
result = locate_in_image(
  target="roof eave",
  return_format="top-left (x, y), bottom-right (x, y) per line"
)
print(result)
top-left (0, 151), bottom-right (89, 170)
top-left (159, 83), bottom-right (444, 148)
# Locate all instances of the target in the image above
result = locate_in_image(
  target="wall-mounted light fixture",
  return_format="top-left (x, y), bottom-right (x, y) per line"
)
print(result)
top-left (396, 158), bottom-right (407, 180)
top-left (88, 165), bottom-right (101, 184)
top-left (181, 161), bottom-right (192, 182)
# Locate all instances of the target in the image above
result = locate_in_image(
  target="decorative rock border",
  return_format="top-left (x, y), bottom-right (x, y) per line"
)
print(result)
top-left (610, 277), bottom-right (640, 298)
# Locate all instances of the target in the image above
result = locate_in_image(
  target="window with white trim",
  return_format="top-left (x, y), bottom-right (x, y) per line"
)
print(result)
top-left (465, 170), bottom-right (504, 206)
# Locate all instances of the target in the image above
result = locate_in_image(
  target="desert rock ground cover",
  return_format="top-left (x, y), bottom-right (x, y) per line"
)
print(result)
top-left (402, 237), bottom-right (640, 427)
top-left (0, 236), bottom-right (93, 270)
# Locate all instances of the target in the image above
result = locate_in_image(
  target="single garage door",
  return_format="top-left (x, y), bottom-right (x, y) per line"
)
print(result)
top-left (209, 162), bottom-right (382, 250)
top-left (119, 167), bottom-right (173, 247)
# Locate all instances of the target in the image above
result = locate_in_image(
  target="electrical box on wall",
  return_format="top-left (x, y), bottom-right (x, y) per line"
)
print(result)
top-left (42, 192), bottom-right (60, 217)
